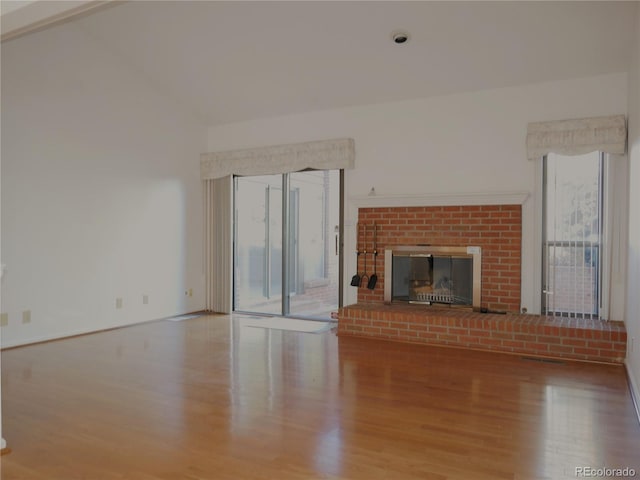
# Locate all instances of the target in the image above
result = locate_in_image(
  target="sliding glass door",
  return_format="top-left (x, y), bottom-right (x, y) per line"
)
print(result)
top-left (233, 170), bottom-right (341, 319)
top-left (234, 175), bottom-right (282, 315)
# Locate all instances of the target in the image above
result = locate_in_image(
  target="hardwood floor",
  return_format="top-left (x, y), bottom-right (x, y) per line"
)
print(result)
top-left (1, 314), bottom-right (639, 479)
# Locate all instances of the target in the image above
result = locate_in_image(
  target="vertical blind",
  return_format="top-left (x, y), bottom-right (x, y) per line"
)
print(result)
top-left (542, 152), bottom-right (602, 318)
top-left (203, 176), bottom-right (232, 313)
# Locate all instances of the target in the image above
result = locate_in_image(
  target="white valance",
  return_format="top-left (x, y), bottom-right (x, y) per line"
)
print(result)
top-left (526, 115), bottom-right (627, 161)
top-left (200, 138), bottom-right (355, 179)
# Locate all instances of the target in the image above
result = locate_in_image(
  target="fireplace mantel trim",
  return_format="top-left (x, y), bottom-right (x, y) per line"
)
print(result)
top-left (349, 191), bottom-right (530, 208)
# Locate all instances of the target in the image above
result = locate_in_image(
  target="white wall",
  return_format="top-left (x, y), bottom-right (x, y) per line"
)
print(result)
top-left (207, 73), bottom-right (628, 311)
top-left (625, 4), bottom-right (640, 411)
top-left (0, 91), bottom-right (4, 450)
top-left (0, 21), bottom-right (206, 348)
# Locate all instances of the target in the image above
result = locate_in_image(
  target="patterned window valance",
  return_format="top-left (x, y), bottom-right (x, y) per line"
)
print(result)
top-left (526, 115), bottom-right (627, 161)
top-left (200, 138), bottom-right (355, 179)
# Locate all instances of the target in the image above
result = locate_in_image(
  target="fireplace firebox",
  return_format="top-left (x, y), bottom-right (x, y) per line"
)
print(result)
top-left (384, 246), bottom-right (482, 309)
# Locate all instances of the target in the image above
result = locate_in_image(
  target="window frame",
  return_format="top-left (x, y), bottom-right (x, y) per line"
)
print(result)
top-left (540, 152), bottom-right (609, 320)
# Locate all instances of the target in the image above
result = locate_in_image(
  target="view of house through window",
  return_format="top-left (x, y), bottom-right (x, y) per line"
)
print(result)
top-left (542, 152), bottom-right (603, 318)
top-left (234, 170), bottom-right (340, 320)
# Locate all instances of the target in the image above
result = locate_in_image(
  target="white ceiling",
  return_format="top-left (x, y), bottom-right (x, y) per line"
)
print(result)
top-left (0, 1), bottom-right (110, 41)
top-left (5, 1), bottom-right (638, 126)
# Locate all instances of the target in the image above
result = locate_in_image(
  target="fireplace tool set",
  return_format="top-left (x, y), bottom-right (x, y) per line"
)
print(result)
top-left (351, 223), bottom-right (379, 289)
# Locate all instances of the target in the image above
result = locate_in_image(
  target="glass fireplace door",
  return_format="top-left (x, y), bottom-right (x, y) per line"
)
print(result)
top-left (391, 253), bottom-right (474, 306)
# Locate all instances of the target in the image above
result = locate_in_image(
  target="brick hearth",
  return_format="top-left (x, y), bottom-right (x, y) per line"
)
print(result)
top-left (338, 303), bottom-right (626, 364)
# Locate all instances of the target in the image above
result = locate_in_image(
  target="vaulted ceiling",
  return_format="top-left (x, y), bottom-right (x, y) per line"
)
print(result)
top-left (2, 1), bottom-right (637, 126)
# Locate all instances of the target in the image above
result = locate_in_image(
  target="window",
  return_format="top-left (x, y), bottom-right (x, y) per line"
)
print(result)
top-left (542, 152), bottom-right (604, 318)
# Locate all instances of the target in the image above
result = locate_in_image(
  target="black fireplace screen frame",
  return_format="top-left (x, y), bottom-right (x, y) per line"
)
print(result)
top-left (384, 246), bottom-right (482, 309)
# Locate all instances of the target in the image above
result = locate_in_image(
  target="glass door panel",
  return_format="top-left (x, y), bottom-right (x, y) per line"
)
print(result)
top-left (234, 175), bottom-right (282, 315)
top-left (288, 171), bottom-right (340, 318)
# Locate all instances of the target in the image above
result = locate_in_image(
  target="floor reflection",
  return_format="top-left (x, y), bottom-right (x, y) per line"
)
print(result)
top-left (228, 316), bottom-right (343, 476)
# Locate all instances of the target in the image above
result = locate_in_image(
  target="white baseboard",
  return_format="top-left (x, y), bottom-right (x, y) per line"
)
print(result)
top-left (625, 360), bottom-right (640, 425)
top-left (1, 325), bottom-right (109, 349)
top-left (0, 311), bottom-right (205, 350)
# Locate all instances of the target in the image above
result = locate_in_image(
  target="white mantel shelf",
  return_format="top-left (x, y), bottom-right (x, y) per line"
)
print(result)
top-left (349, 191), bottom-right (530, 208)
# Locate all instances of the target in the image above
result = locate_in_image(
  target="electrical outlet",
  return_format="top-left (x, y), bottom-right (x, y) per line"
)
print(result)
top-left (22, 310), bottom-right (31, 324)
top-left (116, 298), bottom-right (123, 309)
top-left (0, 313), bottom-right (8, 327)
top-left (188, 288), bottom-right (193, 297)
top-left (143, 295), bottom-right (149, 305)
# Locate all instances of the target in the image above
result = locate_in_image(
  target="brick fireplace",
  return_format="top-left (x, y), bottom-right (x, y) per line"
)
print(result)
top-left (338, 202), bottom-right (627, 364)
top-left (356, 204), bottom-right (522, 312)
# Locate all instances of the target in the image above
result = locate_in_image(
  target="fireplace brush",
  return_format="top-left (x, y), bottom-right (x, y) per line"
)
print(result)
top-left (360, 223), bottom-right (369, 287)
top-left (367, 222), bottom-right (378, 290)
top-left (350, 223), bottom-right (361, 286)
